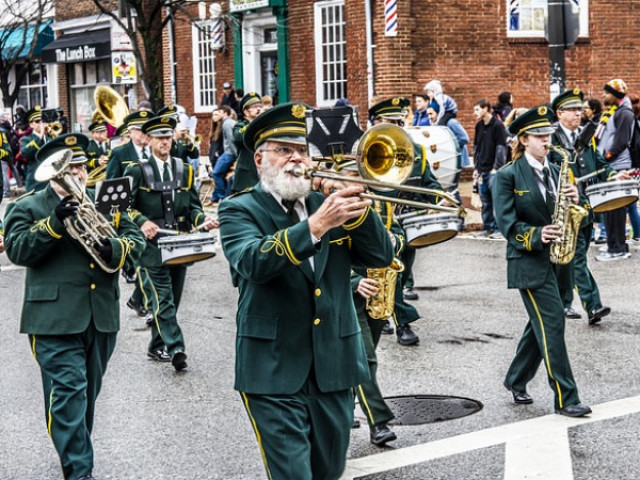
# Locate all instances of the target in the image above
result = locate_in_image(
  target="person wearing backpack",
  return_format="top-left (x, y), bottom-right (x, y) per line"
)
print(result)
top-left (596, 79), bottom-right (635, 261)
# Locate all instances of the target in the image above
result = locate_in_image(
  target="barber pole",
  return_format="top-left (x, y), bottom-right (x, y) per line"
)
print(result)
top-left (211, 17), bottom-right (224, 50)
top-left (384, 0), bottom-right (398, 37)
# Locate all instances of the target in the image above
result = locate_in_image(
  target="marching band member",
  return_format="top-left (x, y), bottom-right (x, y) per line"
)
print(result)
top-left (20, 106), bottom-right (53, 192)
top-left (549, 89), bottom-right (618, 324)
top-left (494, 106), bottom-right (591, 417)
top-left (231, 92), bottom-right (263, 192)
top-left (125, 116), bottom-right (216, 370)
top-left (3, 133), bottom-right (145, 480)
top-left (218, 103), bottom-right (394, 479)
top-left (157, 105), bottom-right (200, 166)
top-left (86, 118), bottom-right (109, 173)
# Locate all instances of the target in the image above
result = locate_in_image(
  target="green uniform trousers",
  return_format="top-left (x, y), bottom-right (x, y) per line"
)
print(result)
top-left (30, 322), bottom-right (116, 480)
top-left (354, 301), bottom-right (394, 428)
top-left (400, 243), bottom-right (416, 289)
top-left (505, 268), bottom-right (581, 410)
top-left (560, 223), bottom-right (603, 314)
top-left (138, 265), bottom-right (187, 356)
top-left (240, 373), bottom-right (353, 480)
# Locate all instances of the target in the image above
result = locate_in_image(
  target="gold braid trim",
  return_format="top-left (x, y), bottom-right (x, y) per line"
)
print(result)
top-left (128, 209), bottom-right (142, 221)
top-left (515, 227), bottom-right (535, 251)
top-left (343, 206), bottom-right (370, 231)
top-left (514, 189), bottom-right (529, 196)
top-left (260, 230), bottom-right (302, 265)
top-left (194, 212), bottom-right (205, 226)
top-left (30, 217), bottom-right (62, 239)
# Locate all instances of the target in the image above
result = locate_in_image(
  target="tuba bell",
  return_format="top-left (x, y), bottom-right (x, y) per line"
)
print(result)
top-left (94, 85), bottom-right (129, 127)
top-left (34, 149), bottom-right (120, 273)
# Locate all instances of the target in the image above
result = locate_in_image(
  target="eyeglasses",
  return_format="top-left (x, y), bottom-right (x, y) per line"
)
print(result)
top-left (263, 145), bottom-right (308, 158)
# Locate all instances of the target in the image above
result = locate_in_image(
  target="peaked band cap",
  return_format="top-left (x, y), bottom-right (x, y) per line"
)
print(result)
top-left (508, 105), bottom-right (556, 137)
top-left (141, 116), bottom-right (177, 137)
top-left (552, 88), bottom-right (584, 111)
top-left (36, 133), bottom-right (90, 164)
top-left (243, 102), bottom-right (310, 151)
top-left (368, 97), bottom-right (410, 121)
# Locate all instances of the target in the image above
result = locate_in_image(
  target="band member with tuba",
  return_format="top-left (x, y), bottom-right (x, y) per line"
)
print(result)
top-left (3, 133), bottom-right (145, 480)
top-left (85, 118), bottom-right (110, 173)
top-left (493, 106), bottom-right (591, 417)
top-left (21, 106), bottom-right (53, 192)
top-left (549, 89), bottom-right (620, 324)
top-left (218, 103), bottom-right (394, 480)
top-left (125, 116), bottom-right (216, 370)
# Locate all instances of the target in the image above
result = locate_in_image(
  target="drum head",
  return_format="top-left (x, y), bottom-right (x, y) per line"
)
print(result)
top-left (404, 126), bottom-right (460, 190)
top-left (591, 196), bottom-right (637, 213)
top-left (409, 230), bottom-right (458, 248)
top-left (163, 251), bottom-right (216, 265)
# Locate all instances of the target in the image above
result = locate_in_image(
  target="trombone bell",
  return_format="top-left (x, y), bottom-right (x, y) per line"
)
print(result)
top-left (356, 124), bottom-right (415, 191)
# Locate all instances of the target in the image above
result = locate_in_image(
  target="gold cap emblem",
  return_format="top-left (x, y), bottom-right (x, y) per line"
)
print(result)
top-left (140, 111), bottom-right (148, 117)
top-left (35, 105), bottom-right (41, 111)
top-left (64, 136), bottom-right (77, 146)
top-left (538, 106), bottom-right (547, 116)
top-left (291, 104), bottom-right (306, 119)
top-left (392, 98), bottom-right (400, 106)
top-left (573, 88), bottom-right (581, 95)
top-left (161, 117), bottom-right (170, 123)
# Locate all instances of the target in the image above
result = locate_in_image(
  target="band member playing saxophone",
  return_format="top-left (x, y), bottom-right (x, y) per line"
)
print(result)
top-left (3, 133), bottom-right (145, 480)
top-left (218, 103), bottom-right (394, 479)
top-left (493, 106), bottom-right (591, 417)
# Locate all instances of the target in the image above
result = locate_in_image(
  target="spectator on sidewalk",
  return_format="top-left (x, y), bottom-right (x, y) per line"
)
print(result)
top-left (413, 94), bottom-right (431, 126)
top-left (424, 79), bottom-right (458, 126)
top-left (473, 99), bottom-right (507, 238)
top-left (493, 91), bottom-right (514, 122)
top-left (206, 106), bottom-right (237, 205)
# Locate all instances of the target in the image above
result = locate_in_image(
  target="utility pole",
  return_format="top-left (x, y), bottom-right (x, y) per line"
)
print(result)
top-left (546, 0), bottom-right (580, 101)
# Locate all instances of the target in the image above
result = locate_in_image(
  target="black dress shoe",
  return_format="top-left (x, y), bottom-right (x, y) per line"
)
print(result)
top-left (77, 476), bottom-right (95, 480)
top-left (127, 298), bottom-right (149, 318)
top-left (504, 381), bottom-right (533, 404)
top-left (351, 419), bottom-right (361, 429)
top-left (563, 307), bottom-right (581, 319)
top-left (381, 322), bottom-right (394, 335)
top-left (588, 306), bottom-right (611, 325)
top-left (147, 349), bottom-right (171, 362)
top-left (172, 351), bottom-right (188, 371)
top-left (556, 403), bottom-right (592, 417)
top-left (403, 287), bottom-right (419, 301)
top-left (145, 314), bottom-right (155, 327)
top-left (370, 423), bottom-right (397, 446)
top-left (121, 269), bottom-right (137, 284)
top-left (396, 324), bottom-right (419, 346)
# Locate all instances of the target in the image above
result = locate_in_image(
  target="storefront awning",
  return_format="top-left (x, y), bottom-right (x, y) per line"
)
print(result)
top-left (41, 28), bottom-right (111, 64)
top-left (0, 19), bottom-right (54, 60)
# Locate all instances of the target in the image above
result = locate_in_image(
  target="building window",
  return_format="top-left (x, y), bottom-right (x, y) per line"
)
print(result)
top-left (507, 0), bottom-right (589, 38)
top-left (314, 0), bottom-right (347, 107)
top-left (69, 58), bottom-right (112, 132)
top-left (192, 21), bottom-right (217, 113)
top-left (17, 63), bottom-right (48, 109)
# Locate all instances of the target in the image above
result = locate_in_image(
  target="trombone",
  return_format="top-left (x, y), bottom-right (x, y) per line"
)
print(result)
top-left (295, 124), bottom-right (465, 216)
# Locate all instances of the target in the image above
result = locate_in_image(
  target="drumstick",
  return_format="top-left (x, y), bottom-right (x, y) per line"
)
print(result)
top-left (575, 168), bottom-right (606, 184)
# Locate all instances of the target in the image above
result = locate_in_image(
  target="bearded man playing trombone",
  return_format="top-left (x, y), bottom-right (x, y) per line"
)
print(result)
top-left (3, 133), bottom-right (145, 480)
top-left (218, 102), bottom-right (394, 480)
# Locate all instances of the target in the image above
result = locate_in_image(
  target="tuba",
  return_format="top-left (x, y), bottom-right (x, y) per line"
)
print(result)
top-left (366, 258), bottom-right (405, 320)
top-left (93, 85), bottom-right (129, 127)
top-left (547, 144), bottom-right (588, 265)
top-left (34, 149), bottom-right (120, 273)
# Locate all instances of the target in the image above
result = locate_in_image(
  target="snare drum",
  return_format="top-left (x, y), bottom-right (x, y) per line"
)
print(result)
top-left (404, 126), bottom-right (461, 190)
top-left (585, 180), bottom-right (640, 213)
top-left (158, 232), bottom-right (217, 265)
top-left (401, 213), bottom-right (462, 248)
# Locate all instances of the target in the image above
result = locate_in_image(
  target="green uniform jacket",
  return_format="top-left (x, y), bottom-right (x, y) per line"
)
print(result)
top-left (86, 139), bottom-right (107, 171)
top-left (231, 121), bottom-right (258, 192)
top-left (106, 141), bottom-right (138, 179)
top-left (493, 157), bottom-right (569, 290)
top-left (218, 184), bottom-right (395, 395)
top-left (20, 133), bottom-right (52, 192)
top-left (125, 157), bottom-right (206, 267)
top-left (550, 127), bottom-right (616, 225)
top-left (171, 140), bottom-right (199, 162)
top-left (3, 186), bottom-right (145, 335)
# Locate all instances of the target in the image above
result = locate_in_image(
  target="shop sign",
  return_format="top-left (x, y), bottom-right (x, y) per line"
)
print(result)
top-left (110, 18), bottom-right (134, 51)
top-left (54, 45), bottom-right (97, 62)
top-left (112, 51), bottom-right (137, 84)
top-left (229, 0), bottom-right (270, 13)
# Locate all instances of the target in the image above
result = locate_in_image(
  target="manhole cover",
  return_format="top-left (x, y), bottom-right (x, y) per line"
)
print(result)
top-left (385, 395), bottom-right (483, 425)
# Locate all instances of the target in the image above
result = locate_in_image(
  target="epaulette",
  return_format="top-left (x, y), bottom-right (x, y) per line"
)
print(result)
top-left (14, 190), bottom-right (36, 202)
top-left (499, 159), bottom-right (516, 170)
top-left (227, 187), bottom-right (254, 199)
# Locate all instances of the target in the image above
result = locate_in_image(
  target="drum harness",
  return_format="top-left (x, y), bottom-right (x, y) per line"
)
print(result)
top-left (139, 157), bottom-right (189, 241)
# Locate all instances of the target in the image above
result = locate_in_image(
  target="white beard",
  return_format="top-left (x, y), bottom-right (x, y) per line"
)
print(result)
top-left (260, 159), bottom-right (311, 201)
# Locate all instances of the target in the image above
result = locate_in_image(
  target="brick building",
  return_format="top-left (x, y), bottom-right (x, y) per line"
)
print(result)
top-left (40, 0), bottom-right (640, 148)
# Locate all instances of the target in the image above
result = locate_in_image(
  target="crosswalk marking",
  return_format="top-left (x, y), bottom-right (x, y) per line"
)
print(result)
top-left (342, 395), bottom-right (640, 479)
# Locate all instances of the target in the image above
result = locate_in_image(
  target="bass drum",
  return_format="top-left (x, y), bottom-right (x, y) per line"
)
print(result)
top-left (404, 126), bottom-right (461, 190)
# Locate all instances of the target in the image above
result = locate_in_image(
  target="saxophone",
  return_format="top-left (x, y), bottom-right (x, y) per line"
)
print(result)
top-left (547, 144), bottom-right (588, 265)
top-left (366, 258), bottom-right (405, 320)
